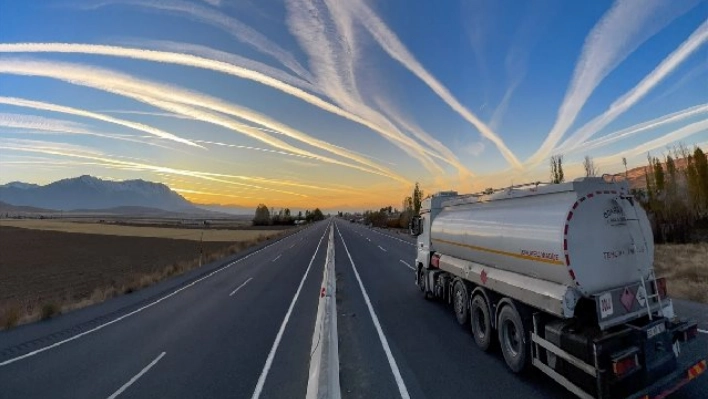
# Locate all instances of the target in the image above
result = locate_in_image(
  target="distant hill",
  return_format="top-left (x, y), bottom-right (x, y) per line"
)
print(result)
top-left (0, 201), bottom-right (57, 215)
top-left (625, 154), bottom-right (704, 190)
top-left (0, 175), bottom-right (197, 212)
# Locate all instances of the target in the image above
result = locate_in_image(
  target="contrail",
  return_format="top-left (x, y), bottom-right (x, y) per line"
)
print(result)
top-left (0, 112), bottom-right (175, 149)
top-left (0, 139), bottom-right (316, 197)
top-left (285, 0), bottom-right (445, 174)
top-left (0, 58), bottom-right (409, 183)
top-left (133, 40), bottom-right (321, 94)
top-left (566, 104), bottom-right (708, 153)
top-left (0, 97), bottom-right (202, 148)
top-left (596, 119), bottom-right (708, 164)
top-left (0, 44), bottom-right (416, 179)
top-left (529, 0), bottom-right (700, 165)
top-left (81, 0), bottom-right (313, 81)
top-left (371, 96), bottom-right (474, 176)
top-left (559, 20), bottom-right (708, 151)
top-left (327, 0), bottom-right (522, 168)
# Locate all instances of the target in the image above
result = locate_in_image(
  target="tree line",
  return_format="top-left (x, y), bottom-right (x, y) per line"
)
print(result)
top-left (634, 145), bottom-right (708, 243)
top-left (253, 204), bottom-right (325, 226)
top-left (350, 183), bottom-right (425, 228)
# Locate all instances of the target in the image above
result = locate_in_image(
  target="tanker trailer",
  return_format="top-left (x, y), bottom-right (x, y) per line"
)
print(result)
top-left (411, 177), bottom-right (705, 399)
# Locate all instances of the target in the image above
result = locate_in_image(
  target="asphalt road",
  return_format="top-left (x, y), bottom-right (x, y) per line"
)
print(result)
top-left (0, 219), bottom-right (706, 398)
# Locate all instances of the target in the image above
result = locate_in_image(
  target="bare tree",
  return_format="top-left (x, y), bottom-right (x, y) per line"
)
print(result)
top-left (583, 155), bottom-right (598, 177)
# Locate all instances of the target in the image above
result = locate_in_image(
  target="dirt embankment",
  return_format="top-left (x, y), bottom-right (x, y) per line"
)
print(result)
top-left (0, 225), bottom-right (287, 328)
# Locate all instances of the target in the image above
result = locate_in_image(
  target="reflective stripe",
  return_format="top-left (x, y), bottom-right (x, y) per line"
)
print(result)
top-left (432, 238), bottom-right (564, 266)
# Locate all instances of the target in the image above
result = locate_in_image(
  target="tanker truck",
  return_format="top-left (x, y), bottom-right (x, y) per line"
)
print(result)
top-left (410, 177), bottom-right (705, 399)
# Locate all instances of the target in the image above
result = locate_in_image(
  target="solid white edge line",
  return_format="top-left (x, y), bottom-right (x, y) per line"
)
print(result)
top-left (699, 329), bottom-right (708, 334)
top-left (399, 260), bottom-right (414, 271)
top-left (0, 225), bottom-right (313, 367)
top-left (251, 222), bottom-right (330, 399)
top-left (106, 351), bottom-right (166, 399)
top-left (335, 222), bottom-right (411, 399)
top-left (229, 277), bottom-right (254, 297)
top-left (378, 245), bottom-right (387, 252)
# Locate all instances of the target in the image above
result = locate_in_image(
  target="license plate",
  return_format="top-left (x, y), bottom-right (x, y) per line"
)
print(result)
top-left (647, 323), bottom-right (666, 339)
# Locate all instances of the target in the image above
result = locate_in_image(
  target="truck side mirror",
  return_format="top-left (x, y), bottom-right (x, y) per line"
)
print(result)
top-left (410, 216), bottom-right (422, 236)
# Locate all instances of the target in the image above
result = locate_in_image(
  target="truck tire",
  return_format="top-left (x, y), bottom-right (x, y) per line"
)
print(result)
top-left (497, 304), bottom-right (529, 373)
top-left (452, 281), bottom-right (469, 326)
top-left (418, 268), bottom-right (431, 300)
top-left (470, 294), bottom-right (492, 351)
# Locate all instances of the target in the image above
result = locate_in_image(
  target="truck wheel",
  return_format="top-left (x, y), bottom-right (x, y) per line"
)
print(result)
top-left (452, 281), bottom-right (469, 326)
top-left (418, 268), bottom-right (431, 299)
top-left (497, 304), bottom-right (529, 373)
top-left (470, 295), bottom-right (492, 351)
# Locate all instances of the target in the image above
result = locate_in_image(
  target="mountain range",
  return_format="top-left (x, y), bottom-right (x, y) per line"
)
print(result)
top-left (0, 175), bottom-right (197, 212)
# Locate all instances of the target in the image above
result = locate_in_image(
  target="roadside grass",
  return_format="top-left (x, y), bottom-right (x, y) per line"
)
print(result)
top-left (0, 230), bottom-right (290, 330)
top-left (654, 243), bottom-right (708, 303)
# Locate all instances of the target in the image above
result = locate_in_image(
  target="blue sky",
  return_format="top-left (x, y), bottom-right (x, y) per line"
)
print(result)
top-left (0, 0), bottom-right (706, 210)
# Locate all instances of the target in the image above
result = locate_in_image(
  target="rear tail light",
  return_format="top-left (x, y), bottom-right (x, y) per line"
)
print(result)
top-left (430, 254), bottom-right (440, 268)
top-left (611, 347), bottom-right (640, 377)
top-left (655, 277), bottom-right (668, 299)
top-left (684, 325), bottom-right (699, 341)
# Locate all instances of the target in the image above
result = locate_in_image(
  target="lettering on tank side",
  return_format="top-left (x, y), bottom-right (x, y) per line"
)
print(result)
top-left (520, 249), bottom-right (560, 262)
top-left (603, 201), bottom-right (627, 226)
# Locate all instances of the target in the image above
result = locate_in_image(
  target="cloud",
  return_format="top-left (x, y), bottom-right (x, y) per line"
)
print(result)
top-left (328, 0), bottom-right (522, 168)
top-left (131, 39), bottom-right (320, 94)
top-left (0, 43), bottom-right (426, 178)
top-left (371, 96), bottom-right (473, 176)
top-left (0, 58), bottom-right (409, 182)
top-left (567, 103), bottom-right (708, 153)
top-left (529, 0), bottom-right (701, 165)
top-left (0, 138), bottom-right (327, 197)
top-left (462, 141), bottom-right (486, 157)
top-left (82, 0), bottom-right (313, 81)
top-left (0, 97), bottom-right (202, 148)
top-left (559, 20), bottom-right (708, 151)
top-left (285, 0), bottom-right (444, 175)
top-left (651, 61), bottom-right (708, 103)
top-left (596, 118), bottom-right (708, 164)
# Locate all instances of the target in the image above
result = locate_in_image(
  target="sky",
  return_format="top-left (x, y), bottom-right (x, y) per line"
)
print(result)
top-left (0, 0), bottom-right (706, 211)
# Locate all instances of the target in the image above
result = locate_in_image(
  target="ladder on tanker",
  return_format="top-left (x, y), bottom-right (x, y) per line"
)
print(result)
top-left (621, 193), bottom-right (663, 320)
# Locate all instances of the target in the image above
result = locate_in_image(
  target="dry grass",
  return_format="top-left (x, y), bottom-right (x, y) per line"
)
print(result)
top-left (654, 243), bottom-right (708, 303)
top-left (0, 219), bottom-right (280, 242)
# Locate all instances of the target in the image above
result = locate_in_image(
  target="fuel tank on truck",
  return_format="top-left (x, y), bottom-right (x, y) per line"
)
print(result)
top-left (430, 177), bottom-right (654, 297)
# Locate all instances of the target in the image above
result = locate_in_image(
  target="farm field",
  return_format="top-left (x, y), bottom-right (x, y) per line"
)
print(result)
top-left (0, 223), bottom-right (290, 328)
top-left (0, 219), bottom-right (281, 241)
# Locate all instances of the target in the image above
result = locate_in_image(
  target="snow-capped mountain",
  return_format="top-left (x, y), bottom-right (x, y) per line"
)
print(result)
top-left (0, 175), bottom-right (196, 212)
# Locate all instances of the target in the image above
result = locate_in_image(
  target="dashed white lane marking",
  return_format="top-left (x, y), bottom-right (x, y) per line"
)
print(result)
top-left (106, 352), bottom-right (166, 399)
top-left (335, 223), bottom-right (410, 399)
top-left (699, 329), bottom-right (708, 334)
top-left (272, 254), bottom-right (282, 262)
top-left (251, 223), bottom-right (330, 399)
top-left (229, 278), bottom-right (253, 297)
top-left (289, 244), bottom-right (295, 249)
top-left (378, 245), bottom-right (387, 252)
top-left (399, 260), bottom-right (414, 271)
top-left (0, 226), bottom-right (312, 367)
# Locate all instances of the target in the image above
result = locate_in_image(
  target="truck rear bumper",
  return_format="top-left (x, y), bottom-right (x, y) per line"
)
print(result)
top-left (627, 358), bottom-right (706, 399)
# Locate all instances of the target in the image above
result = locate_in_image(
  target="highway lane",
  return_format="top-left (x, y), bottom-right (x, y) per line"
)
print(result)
top-left (0, 221), bottom-right (332, 399)
top-left (1, 219), bottom-right (705, 399)
top-left (334, 220), bottom-right (708, 399)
